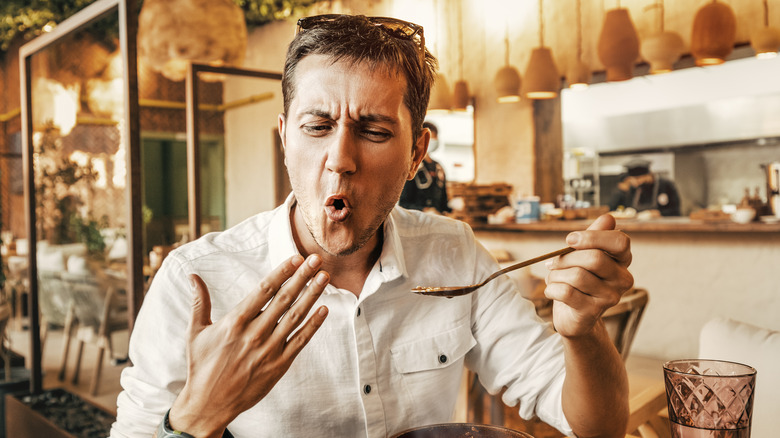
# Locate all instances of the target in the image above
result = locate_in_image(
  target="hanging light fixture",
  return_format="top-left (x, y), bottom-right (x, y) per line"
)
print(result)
top-left (597, 1), bottom-right (640, 81)
top-left (751, 0), bottom-right (780, 59)
top-left (524, 0), bottom-right (560, 99)
top-left (429, 0), bottom-right (453, 110)
top-left (494, 18), bottom-right (522, 103)
top-left (691, 0), bottom-right (736, 66)
top-left (567, 0), bottom-right (590, 90)
top-left (452, 1), bottom-right (470, 110)
top-left (137, 0), bottom-right (247, 82)
top-left (641, 0), bottom-right (685, 74)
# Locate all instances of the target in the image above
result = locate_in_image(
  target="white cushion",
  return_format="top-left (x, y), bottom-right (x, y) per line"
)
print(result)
top-left (66, 255), bottom-right (90, 274)
top-left (699, 317), bottom-right (780, 438)
top-left (37, 249), bottom-right (65, 272)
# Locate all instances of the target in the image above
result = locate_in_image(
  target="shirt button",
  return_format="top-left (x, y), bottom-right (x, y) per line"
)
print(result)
top-left (356, 307), bottom-right (361, 317)
top-left (363, 384), bottom-right (371, 395)
top-left (438, 354), bottom-right (448, 364)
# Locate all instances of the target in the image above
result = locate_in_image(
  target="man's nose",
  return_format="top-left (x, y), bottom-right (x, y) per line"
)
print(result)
top-left (325, 128), bottom-right (358, 175)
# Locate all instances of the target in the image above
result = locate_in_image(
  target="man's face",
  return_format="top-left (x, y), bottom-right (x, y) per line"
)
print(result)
top-left (627, 173), bottom-right (653, 188)
top-left (279, 55), bottom-right (427, 256)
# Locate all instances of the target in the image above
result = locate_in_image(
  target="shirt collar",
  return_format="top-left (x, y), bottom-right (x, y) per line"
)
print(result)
top-left (267, 195), bottom-right (409, 283)
top-left (267, 194), bottom-right (301, 268)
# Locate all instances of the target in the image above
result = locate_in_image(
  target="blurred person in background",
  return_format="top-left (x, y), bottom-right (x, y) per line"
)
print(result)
top-left (609, 157), bottom-right (681, 217)
top-left (399, 121), bottom-right (451, 214)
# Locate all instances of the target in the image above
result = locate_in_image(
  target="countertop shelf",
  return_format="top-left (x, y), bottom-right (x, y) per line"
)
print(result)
top-left (472, 217), bottom-right (780, 233)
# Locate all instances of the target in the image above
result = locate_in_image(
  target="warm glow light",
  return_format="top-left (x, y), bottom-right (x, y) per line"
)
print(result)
top-left (42, 22), bottom-right (56, 33)
top-left (92, 157), bottom-right (108, 189)
top-left (757, 51), bottom-right (778, 59)
top-left (569, 83), bottom-right (589, 91)
top-left (525, 91), bottom-right (558, 99)
top-left (33, 78), bottom-right (79, 136)
top-left (497, 95), bottom-right (521, 103)
top-left (113, 119), bottom-right (127, 189)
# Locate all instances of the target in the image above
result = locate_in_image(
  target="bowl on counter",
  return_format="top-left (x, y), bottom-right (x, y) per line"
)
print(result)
top-left (731, 207), bottom-right (756, 224)
top-left (391, 423), bottom-right (533, 438)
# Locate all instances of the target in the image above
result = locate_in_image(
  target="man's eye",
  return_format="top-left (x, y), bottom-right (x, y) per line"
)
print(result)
top-left (302, 124), bottom-right (331, 136)
top-left (362, 129), bottom-right (391, 142)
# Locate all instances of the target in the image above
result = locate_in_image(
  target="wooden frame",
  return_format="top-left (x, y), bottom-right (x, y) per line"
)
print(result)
top-left (19, 0), bottom-right (141, 394)
top-left (185, 63), bottom-right (281, 240)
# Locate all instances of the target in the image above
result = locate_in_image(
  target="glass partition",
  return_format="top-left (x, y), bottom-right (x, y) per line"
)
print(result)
top-left (20, 0), bottom-right (141, 396)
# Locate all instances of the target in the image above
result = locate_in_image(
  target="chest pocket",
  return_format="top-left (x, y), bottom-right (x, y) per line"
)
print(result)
top-left (391, 321), bottom-right (476, 374)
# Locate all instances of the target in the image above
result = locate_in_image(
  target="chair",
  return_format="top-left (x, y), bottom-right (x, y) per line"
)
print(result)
top-left (699, 317), bottom-right (780, 438)
top-left (37, 270), bottom-right (79, 381)
top-left (602, 288), bottom-right (649, 361)
top-left (60, 271), bottom-right (128, 395)
top-left (467, 287), bottom-right (651, 433)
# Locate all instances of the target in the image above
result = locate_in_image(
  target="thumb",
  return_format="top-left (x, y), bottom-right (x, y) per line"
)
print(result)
top-left (585, 213), bottom-right (616, 231)
top-left (188, 274), bottom-right (212, 338)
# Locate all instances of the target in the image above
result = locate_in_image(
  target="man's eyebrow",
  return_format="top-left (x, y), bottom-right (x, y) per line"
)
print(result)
top-left (302, 109), bottom-right (333, 119)
top-left (358, 114), bottom-right (397, 125)
top-left (300, 109), bottom-right (397, 125)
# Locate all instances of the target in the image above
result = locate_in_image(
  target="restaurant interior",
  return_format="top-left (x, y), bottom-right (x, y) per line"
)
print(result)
top-left (0, 0), bottom-right (778, 436)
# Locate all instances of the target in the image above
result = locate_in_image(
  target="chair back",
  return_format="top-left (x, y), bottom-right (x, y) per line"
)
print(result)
top-left (60, 272), bottom-right (127, 331)
top-left (602, 288), bottom-right (649, 361)
top-left (699, 317), bottom-right (780, 438)
top-left (37, 270), bottom-right (72, 327)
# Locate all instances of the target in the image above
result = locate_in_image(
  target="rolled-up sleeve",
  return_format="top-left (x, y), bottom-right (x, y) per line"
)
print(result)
top-left (464, 238), bottom-right (572, 437)
top-left (110, 254), bottom-right (191, 437)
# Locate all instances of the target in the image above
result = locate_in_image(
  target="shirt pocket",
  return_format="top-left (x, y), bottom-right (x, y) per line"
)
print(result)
top-left (391, 321), bottom-right (476, 374)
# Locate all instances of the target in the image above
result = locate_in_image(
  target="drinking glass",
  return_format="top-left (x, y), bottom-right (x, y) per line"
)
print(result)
top-left (663, 359), bottom-right (756, 438)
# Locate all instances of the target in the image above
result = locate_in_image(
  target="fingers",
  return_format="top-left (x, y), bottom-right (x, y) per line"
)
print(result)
top-left (188, 274), bottom-right (213, 339)
top-left (565, 214), bottom-right (632, 267)
top-left (259, 255), bottom-right (324, 324)
top-left (282, 304), bottom-right (329, 361)
top-left (232, 255), bottom-right (306, 324)
top-left (546, 266), bottom-right (623, 306)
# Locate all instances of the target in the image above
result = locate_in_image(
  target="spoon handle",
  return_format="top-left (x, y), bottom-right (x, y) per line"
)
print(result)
top-left (483, 247), bottom-right (575, 285)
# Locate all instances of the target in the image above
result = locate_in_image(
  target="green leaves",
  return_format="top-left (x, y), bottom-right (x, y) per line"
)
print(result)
top-left (1, 0), bottom-right (318, 53)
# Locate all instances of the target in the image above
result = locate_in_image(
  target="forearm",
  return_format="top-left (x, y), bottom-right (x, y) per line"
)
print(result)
top-left (560, 320), bottom-right (629, 438)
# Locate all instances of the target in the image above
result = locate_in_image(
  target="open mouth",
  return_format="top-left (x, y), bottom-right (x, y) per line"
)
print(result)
top-left (325, 195), bottom-right (351, 222)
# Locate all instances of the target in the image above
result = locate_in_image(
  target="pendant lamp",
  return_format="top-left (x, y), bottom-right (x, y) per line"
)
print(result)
top-left (567, 0), bottom-right (590, 90)
top-left (452, 1), bottom-right (470, 110)
top-left (597, 3), bottom-right (640, 82)
top-left (494, 21), bottom-right (522, 103)
top-left (428, 0), bottom-right (453, 110)
top-left (751, 0), bottom-right (780, 59)
top-left (523, 0), bottom-right (560, 99)
top-left (691, 0), bottom-right (736, 66)
top-left (429, 74), bottom-right (453, 110)
top-left (641, 0), bottom-right (685, 74)
top-left (138, 0), bottom-right (247, 82)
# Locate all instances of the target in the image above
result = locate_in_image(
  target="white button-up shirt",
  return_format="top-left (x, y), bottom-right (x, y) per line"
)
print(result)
top-left (111, 198), bottom-right (572, 438)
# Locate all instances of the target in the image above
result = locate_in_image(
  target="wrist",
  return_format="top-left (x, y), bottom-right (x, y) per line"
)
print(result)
top-left (168, 394), bottom-right (228, 438)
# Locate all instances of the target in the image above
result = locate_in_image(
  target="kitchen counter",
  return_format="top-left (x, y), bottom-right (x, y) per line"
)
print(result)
top-left (472, 218), bottom-right (780, 360)
top-left (472, 217), bottom-right (780, 233)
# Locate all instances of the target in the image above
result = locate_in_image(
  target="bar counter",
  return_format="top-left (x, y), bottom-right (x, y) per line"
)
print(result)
top-left (472, 217), bottom-right (780, 233)
top-left (472, 217), bottom-right (780, 362)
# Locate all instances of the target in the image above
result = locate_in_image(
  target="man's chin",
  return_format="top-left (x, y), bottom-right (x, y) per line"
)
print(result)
top-left (317, 238), bottom-right (362, 257)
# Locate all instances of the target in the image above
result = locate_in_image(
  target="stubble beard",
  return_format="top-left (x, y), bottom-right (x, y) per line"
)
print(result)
top-left (296, 177), bottom-right (407, 258)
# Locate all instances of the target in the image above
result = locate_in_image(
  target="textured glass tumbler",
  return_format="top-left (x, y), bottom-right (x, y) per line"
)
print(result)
top-left (663, 359), bottom-right (756, 438)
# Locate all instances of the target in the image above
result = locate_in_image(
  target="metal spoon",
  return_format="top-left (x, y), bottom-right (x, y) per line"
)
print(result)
top-left (412, 247), bottom-right (575, 298)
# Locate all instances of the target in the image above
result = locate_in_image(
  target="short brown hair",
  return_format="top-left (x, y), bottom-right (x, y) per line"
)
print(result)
top-left (282, 15), bottom-right (437, 142)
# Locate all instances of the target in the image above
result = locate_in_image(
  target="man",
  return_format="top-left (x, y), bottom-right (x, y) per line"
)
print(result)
top-left (111, 14), bottom-right (633, 438)
top-left (608, 157), bottom-right (681, 217)
top-left (398, 121), bottom-right (451, 214)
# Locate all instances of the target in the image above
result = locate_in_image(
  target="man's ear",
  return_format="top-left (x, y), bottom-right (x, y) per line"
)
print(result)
top-left (408, 128), bottom-right (430, 180)
top-left (277, 114), bottom-right (287, 150)
top-left (278, 114), bottom-right (288, 166)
